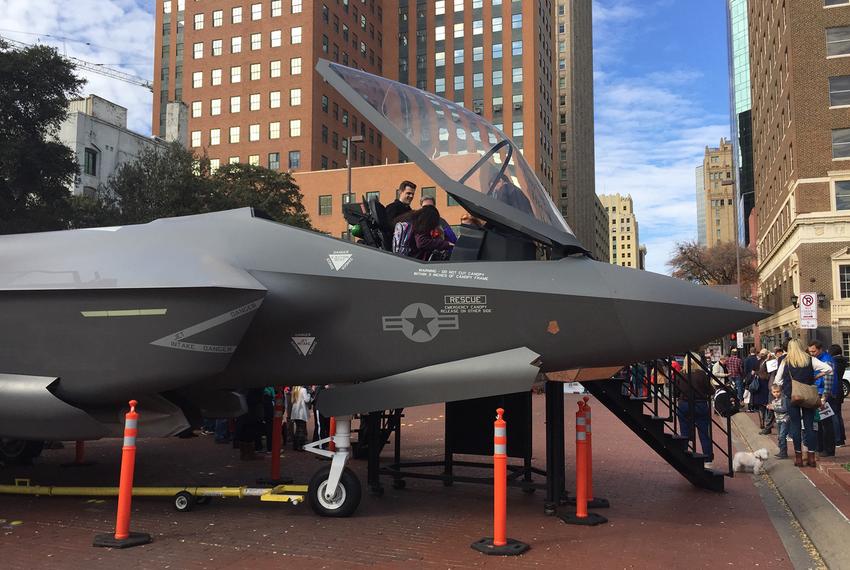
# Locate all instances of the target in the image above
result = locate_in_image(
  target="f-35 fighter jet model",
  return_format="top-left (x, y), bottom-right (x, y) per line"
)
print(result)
top-left (0, 61), bottom-right (765, 516)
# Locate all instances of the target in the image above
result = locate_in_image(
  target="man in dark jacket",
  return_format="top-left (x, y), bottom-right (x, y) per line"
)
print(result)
top-left (385, 180), bottom-right (417, 223)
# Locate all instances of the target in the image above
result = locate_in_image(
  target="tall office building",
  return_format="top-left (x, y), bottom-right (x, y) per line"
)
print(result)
top-left (390, 0), bottom-right (557, 195)
top-left (599, 193), bottom-right (643, 269)
top-left (698, 139), bottom-right (736, 246)
top-left (726, 0), bottom-right (756, 247)
top-left (554, 1), bottom-right (600, 257)
top-left (750, 0), bottom-right (850, 348)
top-left (153, 0), bottom-right (387, 173)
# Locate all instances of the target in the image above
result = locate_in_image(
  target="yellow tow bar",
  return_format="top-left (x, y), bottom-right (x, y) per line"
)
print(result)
top-left (0, 478), bottom-right (309, 511)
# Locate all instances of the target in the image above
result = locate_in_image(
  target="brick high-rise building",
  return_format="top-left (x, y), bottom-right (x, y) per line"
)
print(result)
top-left (749, 0), bottom-right (850, 348)
top-left (697, 138), bottom-right (736, 247)
top-left (153, 0), bottom-right (388, 173)
top-left (555, 1), bottom-right (603, 260)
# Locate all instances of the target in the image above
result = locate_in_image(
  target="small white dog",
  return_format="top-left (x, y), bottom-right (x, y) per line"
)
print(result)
top-left (733, 448), bottom-right (769, 475)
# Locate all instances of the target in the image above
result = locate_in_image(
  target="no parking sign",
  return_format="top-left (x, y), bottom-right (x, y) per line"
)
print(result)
top-left (799, 292), bottom-right (817, 330)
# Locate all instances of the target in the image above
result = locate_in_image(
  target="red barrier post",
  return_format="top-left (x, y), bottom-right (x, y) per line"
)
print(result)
top-left (329, 416), bottom-right (337, 452)
top-left (62, 440), bottom-right (95, 468)
top-left (271, 387), bottom-right (284, 481)
top-left (93, 400), bottom-right (151, 548)
top-left (471, 408), bottom-right (529, 556)
top-left (561, 400), bottom-right (607, 526)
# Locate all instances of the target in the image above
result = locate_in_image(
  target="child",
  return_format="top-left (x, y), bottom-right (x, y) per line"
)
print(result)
top-left (767, 384), bottom-right (790, 459)
top-left (289, 386), bottom-right (312, 451)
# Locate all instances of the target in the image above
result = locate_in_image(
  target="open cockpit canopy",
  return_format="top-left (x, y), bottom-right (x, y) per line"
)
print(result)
top-left (316, 60), bottom-right (587, 254)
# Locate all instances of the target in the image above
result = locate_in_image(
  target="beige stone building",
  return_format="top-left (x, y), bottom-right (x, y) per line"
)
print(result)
top-left (592, 195), bottom-right (610, 263)
top-left (749, 0), bottom-right (850, 349)
top-left (599, 194), bottom-right (643, 269)
top-left (697, 138), bottom-right (736, 246)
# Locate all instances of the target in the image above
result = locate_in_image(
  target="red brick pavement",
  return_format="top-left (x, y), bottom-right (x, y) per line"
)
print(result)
top-left (0, 394), bottom-right (793, 569)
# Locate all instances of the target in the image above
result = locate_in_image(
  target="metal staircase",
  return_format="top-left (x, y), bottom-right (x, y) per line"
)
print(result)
top-left (581, 354), bottom-right (735, 492)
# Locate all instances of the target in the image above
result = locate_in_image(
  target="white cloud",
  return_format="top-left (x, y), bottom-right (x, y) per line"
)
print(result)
top-left (0, 0), bottom-right (155, 134)
top-left (593, 0), bottom-right (730, 274)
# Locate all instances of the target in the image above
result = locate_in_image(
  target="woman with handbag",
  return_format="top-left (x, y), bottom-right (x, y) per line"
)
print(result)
top-left (782, 340), bottom-right (833, 468)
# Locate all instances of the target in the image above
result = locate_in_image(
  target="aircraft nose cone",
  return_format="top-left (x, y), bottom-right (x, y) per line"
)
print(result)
top-left (593, 262), bottom-right (768, 362)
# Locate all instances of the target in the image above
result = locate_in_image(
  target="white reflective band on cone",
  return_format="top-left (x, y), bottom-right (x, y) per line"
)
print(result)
top-left (576, 417), bottom-right (586, 425)
top-left (576, 432), bottom-right (586, 441)
top-left (124, 418), bottom-right (138, 429)
top-left (494, 427), bottom-right (506, 437)
top-left (494, 444), bottom-right (507, 454)
top-left (123, 436), bottom-right (137, 446)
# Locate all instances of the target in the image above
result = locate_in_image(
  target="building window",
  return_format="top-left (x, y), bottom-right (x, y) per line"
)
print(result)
top-left (436, 77), bottom-right (445, 93)
top-left (436, 26), bottom-right (445, 41)
top-left (473, 20), bottom-right (483, 35)
top-left (267, 152), bottom-right (280, 170)
top-left (210, 98), bottom-right (221, 115)
top-left (288, 150), bottom-right (301, 169)
top-left (190, 131), bottom-right (201, 148)
top-left (194, 13), bottom-right (204, 29)
top-left (292, 0), bottom-right (302, 14)
top-left (435, 0), bottom-right (445, 15)
top-left (231, 36), bottom-right (242, 53)
top-left (270, 60), bottom-right (281, 77)
top-left (249, 93), bottom-right (260, 111)
top-left (828, 27), bottom-right (850, 57)
top-left (454, 75), bottom-right (464, 91)
top-left (229, 126), bottom-right (240, 143)
top-left (250, 63), bottom-right (261, 80)
top-left (232, 6), bottom-right (242, 23)
top-left (269, 121), bottom-right (280, 139)
top-left (211, 68), bottom-right (222, 85)
top-left (512, 67), bottom-right (522, 83)
top-left (248, 155), bottom-right (260, 166)
top-left (290, 119), bottom-right (302, 136)
top-left (839, 265), bottom-right (850, 298)
top-left (511, 14), bottom-right (522, 28)
top-left (251, 2), bottom-right (262, 20)
top-left (453, 23), bottom-right (464, 38)
top-left (271, 30), bottom-right (282, 48)
top-left (212, 9), bottom-right (223, 26)
top-left (473, 73), bottom-right (483, 88)
top-left (421, 187), bottom-right (436, 201)
top-left (193, 42), bottom-right (203, 59)
top-left (493, 43), bottom-right (502, 59)
top-left (321, 156), bottom-right (329, 169)
top-left (512, 121), bottom-right (523, 137)
top-left (366, 191), bottom-right (380, 202)
top-left (833, 128), bottom-right (850, 158)
top-left (435, 51), bottom-right (445, 66)
top-left (212, 39), bottom-right (223, 56)
top-left (454, 49), bottom-right (464, 64)
top-left (249, 124), bottom-right (260, 141)
top-left (290, 88), bottom-right (302, 106)
top-left (210, 128), bottom-right (221, 145)
top-left (492, 16), bottom-right (502, 32)
top-left (209, 159), bottom-right (221, 173)
top-left (191, 71), bottom-right (203, 88)
top-left (291, 27), bottom-right (302, 44)
top-left (251, 33), bottom-right (261, 50)
top-left (321, 95), bottom-right (328, 112)
top-left (271, 0), bottom-right (282, 17)
top-left (830, 76), bottom-right (850, 107)
top-left (512, 40), bottom-right (522, 55)
top-left (319, 195), bottom-right (332, 216)
top-left (837, 180), bottom-right (850, 209)
top-left (191, 101), bottom-right (202, 118)
top-left (230, 96), bottom-right (241, 113)
top-left (291, 57), bottom-right (302, 75)
top-left (270, 91), bottom-right (281, 108)
top-left (473, 46), bottom-right (483, 62)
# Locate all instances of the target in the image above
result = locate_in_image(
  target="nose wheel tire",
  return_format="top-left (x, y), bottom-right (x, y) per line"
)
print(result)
top-left (308, 465), bottom-right (361, 517)
top-left (174, 491), bottom-right (194, 512)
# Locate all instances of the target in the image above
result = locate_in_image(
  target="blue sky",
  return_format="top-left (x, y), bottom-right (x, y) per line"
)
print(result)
top-left (1, 0), bottom-right (732, 273)
top-left (593, 0), bottom-right (731, 273)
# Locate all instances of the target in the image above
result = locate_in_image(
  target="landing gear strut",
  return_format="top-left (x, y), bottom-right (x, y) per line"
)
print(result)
top-left (303, 415), bottom-right (362, 517)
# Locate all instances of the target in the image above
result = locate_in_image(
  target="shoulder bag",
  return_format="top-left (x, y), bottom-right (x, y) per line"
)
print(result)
top-left (788, 367), bottom-right (820, 409)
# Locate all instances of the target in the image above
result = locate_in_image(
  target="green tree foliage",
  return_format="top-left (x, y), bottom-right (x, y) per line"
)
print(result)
top-left (82, 142), bottom-right (312, 229)
top-left (668, 240), bottom-right (758, 296)
top-left (0, 40), bottom-right (84, 234)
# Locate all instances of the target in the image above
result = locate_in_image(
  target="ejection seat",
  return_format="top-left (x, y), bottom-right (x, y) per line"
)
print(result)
top-left (342, 195), bottom-right (393, 252)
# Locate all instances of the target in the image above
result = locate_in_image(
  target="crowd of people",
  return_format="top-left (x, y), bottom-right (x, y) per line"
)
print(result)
top-left (710, 340), bottom-right (846, 467)
top-left (201, 385), bottom-right (332, 461)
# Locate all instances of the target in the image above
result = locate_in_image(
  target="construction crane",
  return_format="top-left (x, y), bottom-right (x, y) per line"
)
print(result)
top-left (0, 35), bottom-right (153, 92)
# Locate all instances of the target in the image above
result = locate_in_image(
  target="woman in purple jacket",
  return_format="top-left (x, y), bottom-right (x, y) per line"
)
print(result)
top-left (406, 205), bottom-right (455, 260)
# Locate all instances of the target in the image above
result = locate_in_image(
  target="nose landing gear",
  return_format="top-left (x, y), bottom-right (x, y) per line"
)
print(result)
top-left (303, 415), bottom-right (362, 517)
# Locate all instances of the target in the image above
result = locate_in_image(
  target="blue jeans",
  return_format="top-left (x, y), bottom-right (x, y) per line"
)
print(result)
top-left (678, 400), bottom-right (713, 461)
top-left (777, 420), bottom-right (789, 456)
top-left (732, 376), bottom-right (744, 401)
top-left (789, 404), bottom-right (816, 452)
top-left (214, 418), bottom-right (230, 442)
